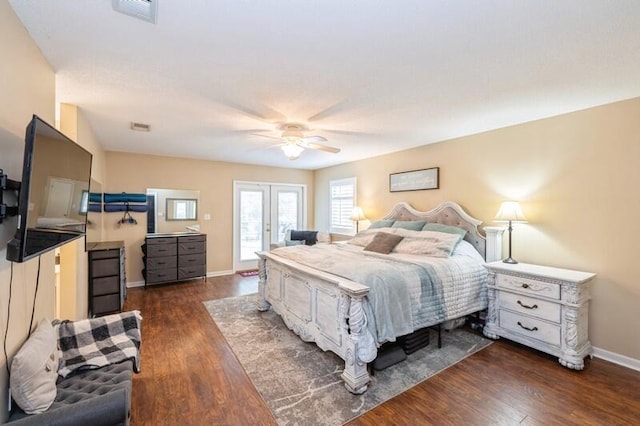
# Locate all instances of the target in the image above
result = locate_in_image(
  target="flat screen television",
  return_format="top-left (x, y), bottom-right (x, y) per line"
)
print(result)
top-left (6, 115), bottom-right (93, 263)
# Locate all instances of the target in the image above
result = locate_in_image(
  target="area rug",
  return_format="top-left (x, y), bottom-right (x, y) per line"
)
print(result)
top-left (238, 269), bottom-right (259, 277)
top-left (204, 294), bottom-right (491, 426)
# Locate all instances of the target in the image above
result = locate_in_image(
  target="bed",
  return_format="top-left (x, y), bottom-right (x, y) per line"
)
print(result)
top-left (256, 201), bottom-right (502, 393)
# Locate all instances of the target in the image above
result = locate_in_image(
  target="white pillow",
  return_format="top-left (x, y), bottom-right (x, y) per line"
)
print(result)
top-left (10, 319), bottom-right (60, 414)
top-left (393, 229), bottom-right (462, 257)
top-left (347, 227), bottom-right (396, 247)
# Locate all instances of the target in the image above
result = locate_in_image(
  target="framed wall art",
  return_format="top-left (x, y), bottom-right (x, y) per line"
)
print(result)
top-left (389, 167), bottom-right (439, 192)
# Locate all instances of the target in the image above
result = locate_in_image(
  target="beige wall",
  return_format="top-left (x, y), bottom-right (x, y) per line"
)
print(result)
top-left (0, 2), bottom-right (56, 421)
top-left (104, 152), bottom-right (315, 282)
top-left (315, 97), bottom-right (640, 361)
top-left (0, 6), bottom-right (109, 421)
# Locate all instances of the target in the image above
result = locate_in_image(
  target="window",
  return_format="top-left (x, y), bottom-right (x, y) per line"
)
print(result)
top-left (329, 177), bottom-right (356, 235)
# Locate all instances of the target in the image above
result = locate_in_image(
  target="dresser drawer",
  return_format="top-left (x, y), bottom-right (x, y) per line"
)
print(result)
top-left (91, 258), bottom-right (120, 278)
top-left (179, 253), bottom-right (205, 268)
top-left (93, 294), bottom-right (120, 315)
top-left (178, 265), bottom-right (206, 280)
top-left (500, 292), bottom-right (561, 323)
top-left (180, 235), bottom-right (206, 244)
top-left (147, 256), bottom-right (178, 270)
top-left (90, 249), bottom-right (120, 260)
top-left (146, 237), bottom-right (178, 245)
top-left (146, 269), bottom-right (177, 284)
top-left (496, 274), bottom-right (560, 300)
top-left (179, 241), bottom-right (205, 254)
top-left (500, 309), bottom-right (561, 346)
top-left (147, 243), bottom-right (177, 257)
top-left (92, 276), bottom-right (120, 296)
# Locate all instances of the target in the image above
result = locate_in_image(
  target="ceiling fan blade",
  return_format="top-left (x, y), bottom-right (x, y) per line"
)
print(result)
top-left (301, 142), bottom-right (341, 154)
top-left (250, 133), bottom-right (283, 141)
top-left (301, 135), bottom-right (328, 144)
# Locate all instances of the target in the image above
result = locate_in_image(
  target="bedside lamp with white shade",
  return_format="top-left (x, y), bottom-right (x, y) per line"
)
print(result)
top-left (350, 206), bottom-right (366, 233)
top-left (494, 201), bottom-right (527, 264)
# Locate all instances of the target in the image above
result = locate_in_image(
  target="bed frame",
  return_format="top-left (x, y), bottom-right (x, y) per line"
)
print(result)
top-left (256, 201), bottom-right (502, 393)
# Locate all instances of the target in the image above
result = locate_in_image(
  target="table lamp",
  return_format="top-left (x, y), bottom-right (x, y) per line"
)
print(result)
top-left (350, 206), bottom-right (366, 233)
top-left (494, 201), bottom-right (527, 264)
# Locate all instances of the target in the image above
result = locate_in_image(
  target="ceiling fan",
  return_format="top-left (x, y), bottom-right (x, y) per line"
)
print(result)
top-left (256, 123), bottom-right (341, 160)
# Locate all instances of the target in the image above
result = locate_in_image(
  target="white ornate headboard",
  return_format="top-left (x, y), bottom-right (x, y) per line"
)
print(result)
top-left (381, 201), bottom-right (492, 260)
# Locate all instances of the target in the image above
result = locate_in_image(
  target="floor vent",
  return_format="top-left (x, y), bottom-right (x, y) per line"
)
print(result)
top-left (112, 0), bottom-right (158, 24)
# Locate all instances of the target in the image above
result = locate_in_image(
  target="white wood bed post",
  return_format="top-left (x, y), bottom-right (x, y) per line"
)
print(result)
top-left (256, 254), bottom-right (270, 311)
top-left (340, 292), bottom-right (374, 394)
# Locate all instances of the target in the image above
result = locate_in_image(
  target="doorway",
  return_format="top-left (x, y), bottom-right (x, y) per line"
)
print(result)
top-left (233, 182), bottom-right (306, 271)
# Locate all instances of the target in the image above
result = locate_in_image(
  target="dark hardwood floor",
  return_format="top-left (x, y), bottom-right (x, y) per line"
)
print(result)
top-left (125, 275), bottom-right (640, 425)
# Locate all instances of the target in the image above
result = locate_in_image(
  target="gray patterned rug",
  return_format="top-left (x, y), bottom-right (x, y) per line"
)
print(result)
top-left (204, 294), bottom-right (491, 426)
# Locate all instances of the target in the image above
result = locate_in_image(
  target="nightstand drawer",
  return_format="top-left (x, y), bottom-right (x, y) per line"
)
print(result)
top-left (500, 310), bottom-right (561, 346)
top-left (500, 292), bottom-right (561, 323)
top-left (496, 274), bottom-right (560, 300)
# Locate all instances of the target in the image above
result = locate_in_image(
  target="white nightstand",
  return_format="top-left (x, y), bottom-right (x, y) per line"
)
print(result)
top-left (483, 261), bottom-right (596, 369)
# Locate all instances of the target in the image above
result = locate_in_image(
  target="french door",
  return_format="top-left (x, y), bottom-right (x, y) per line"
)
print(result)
top-left (233, 182), bottom-right (305, 271)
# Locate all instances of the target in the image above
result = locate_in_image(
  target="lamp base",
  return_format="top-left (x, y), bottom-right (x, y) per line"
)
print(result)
top-left (503, 257), bottom-right (518, 264)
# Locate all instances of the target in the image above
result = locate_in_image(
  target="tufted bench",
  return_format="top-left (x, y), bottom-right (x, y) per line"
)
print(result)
top-left (7, 361), bottom-right (133, 425)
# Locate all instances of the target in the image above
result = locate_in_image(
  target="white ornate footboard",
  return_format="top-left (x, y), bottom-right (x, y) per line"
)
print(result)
top-left (256, 251), bottom-right (377, 394)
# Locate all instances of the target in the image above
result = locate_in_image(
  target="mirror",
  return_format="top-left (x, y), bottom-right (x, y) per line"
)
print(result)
top-left (146, 188), bottom-right (200, 234)
top-left (166, 198), bottom-right (197, 221)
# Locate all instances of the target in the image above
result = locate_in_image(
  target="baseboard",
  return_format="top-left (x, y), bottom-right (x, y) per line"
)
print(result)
top-left (592, 346), bottom-right (640, 372)
top-left (126, 270), bottom-right (235, 288)
top-left (207, 270), bottom-right (234, 277)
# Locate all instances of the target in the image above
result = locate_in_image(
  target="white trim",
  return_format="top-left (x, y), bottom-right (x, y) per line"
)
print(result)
top-left (592, 346), bottom-right (640, 372)
top-left (207, 270), bottom-right (234, 277)
top-left (127, 270), bottom-right (234, 288)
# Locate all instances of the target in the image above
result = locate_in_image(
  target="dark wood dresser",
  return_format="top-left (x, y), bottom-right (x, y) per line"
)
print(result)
top-left (87, 240), bottom-right (126, 317)
top-left (143, 233), bottom-right (207, 287)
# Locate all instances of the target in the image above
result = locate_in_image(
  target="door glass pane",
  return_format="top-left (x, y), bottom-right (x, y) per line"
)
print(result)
top-left (240, 191), bottom-right (263, 261)
top-left (276, 192), bottom-right (299, 242)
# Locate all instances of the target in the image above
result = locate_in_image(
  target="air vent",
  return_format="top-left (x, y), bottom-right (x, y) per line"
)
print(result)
top-left (130, 122), bottom-right (151, 132)
top-left (112, 0), bottom-right (158, 24)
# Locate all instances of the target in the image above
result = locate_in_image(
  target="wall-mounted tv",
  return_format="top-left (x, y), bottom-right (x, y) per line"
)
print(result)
top-left (6, 115), bottom-right (93, 263)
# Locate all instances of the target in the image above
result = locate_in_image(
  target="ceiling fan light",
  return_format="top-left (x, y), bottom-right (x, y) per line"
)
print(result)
top-left (281, 144), bottom-right (304, 160)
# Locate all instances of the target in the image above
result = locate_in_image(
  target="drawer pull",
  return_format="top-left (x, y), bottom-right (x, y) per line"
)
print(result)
top-left (522, 283), bottom-right (529, 289)
top-left (517, 300), bottom-right (538, 310)
top-left (517, 321), bottom-right (538, 332)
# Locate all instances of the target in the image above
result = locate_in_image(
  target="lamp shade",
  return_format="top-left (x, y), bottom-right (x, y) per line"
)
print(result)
top-left (349, 206), bottom-right (366, 221)
top-left (281, 144), bottom-right (304, 160)
top-left (494, 201), bottom-right (527, 223)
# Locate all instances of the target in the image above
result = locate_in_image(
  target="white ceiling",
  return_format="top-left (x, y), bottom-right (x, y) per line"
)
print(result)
top-left (8, 1), bottom-right (640, 170)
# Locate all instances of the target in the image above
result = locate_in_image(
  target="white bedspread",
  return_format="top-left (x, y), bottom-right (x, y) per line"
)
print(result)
top-left (270, 240), bottom-right (487, 344)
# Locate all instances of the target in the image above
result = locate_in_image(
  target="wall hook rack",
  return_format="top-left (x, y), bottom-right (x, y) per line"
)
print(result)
top-left (0, 168), bottom-right (21, 224)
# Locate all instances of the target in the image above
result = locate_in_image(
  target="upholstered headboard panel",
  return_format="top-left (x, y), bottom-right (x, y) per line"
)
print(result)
top-left (381, 201), bottom-right (486, 259)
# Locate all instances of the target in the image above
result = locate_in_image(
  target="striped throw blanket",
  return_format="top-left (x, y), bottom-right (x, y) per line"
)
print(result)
top-left (55, 310), bottom-right (142, 378)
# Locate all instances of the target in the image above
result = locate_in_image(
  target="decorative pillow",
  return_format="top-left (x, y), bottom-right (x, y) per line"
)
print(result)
top-left (347, 227), bottom-right (396, 247)
top-left (393, 229), bottom-right (462, 257)
top-left (422, 223), bottom-right (468, 239)
top-left (364, 232), bottom-right (404, 254)
top-left (10, 319), bottom-right (60, 414)
top-left (316, 231), bottom-right (331, 244)
top-left (368, 220), bottom-right (395, 229)
top-left (290, 230), bottom-right (318, 246)
top-left (285, 240), bottom-right (305, 246)
top-left (391, 220), bottom-right (426, 231)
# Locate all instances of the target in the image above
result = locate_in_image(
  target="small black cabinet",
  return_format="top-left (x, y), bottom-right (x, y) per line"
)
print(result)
top-left (87, 241), bottom-right (126, 317)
